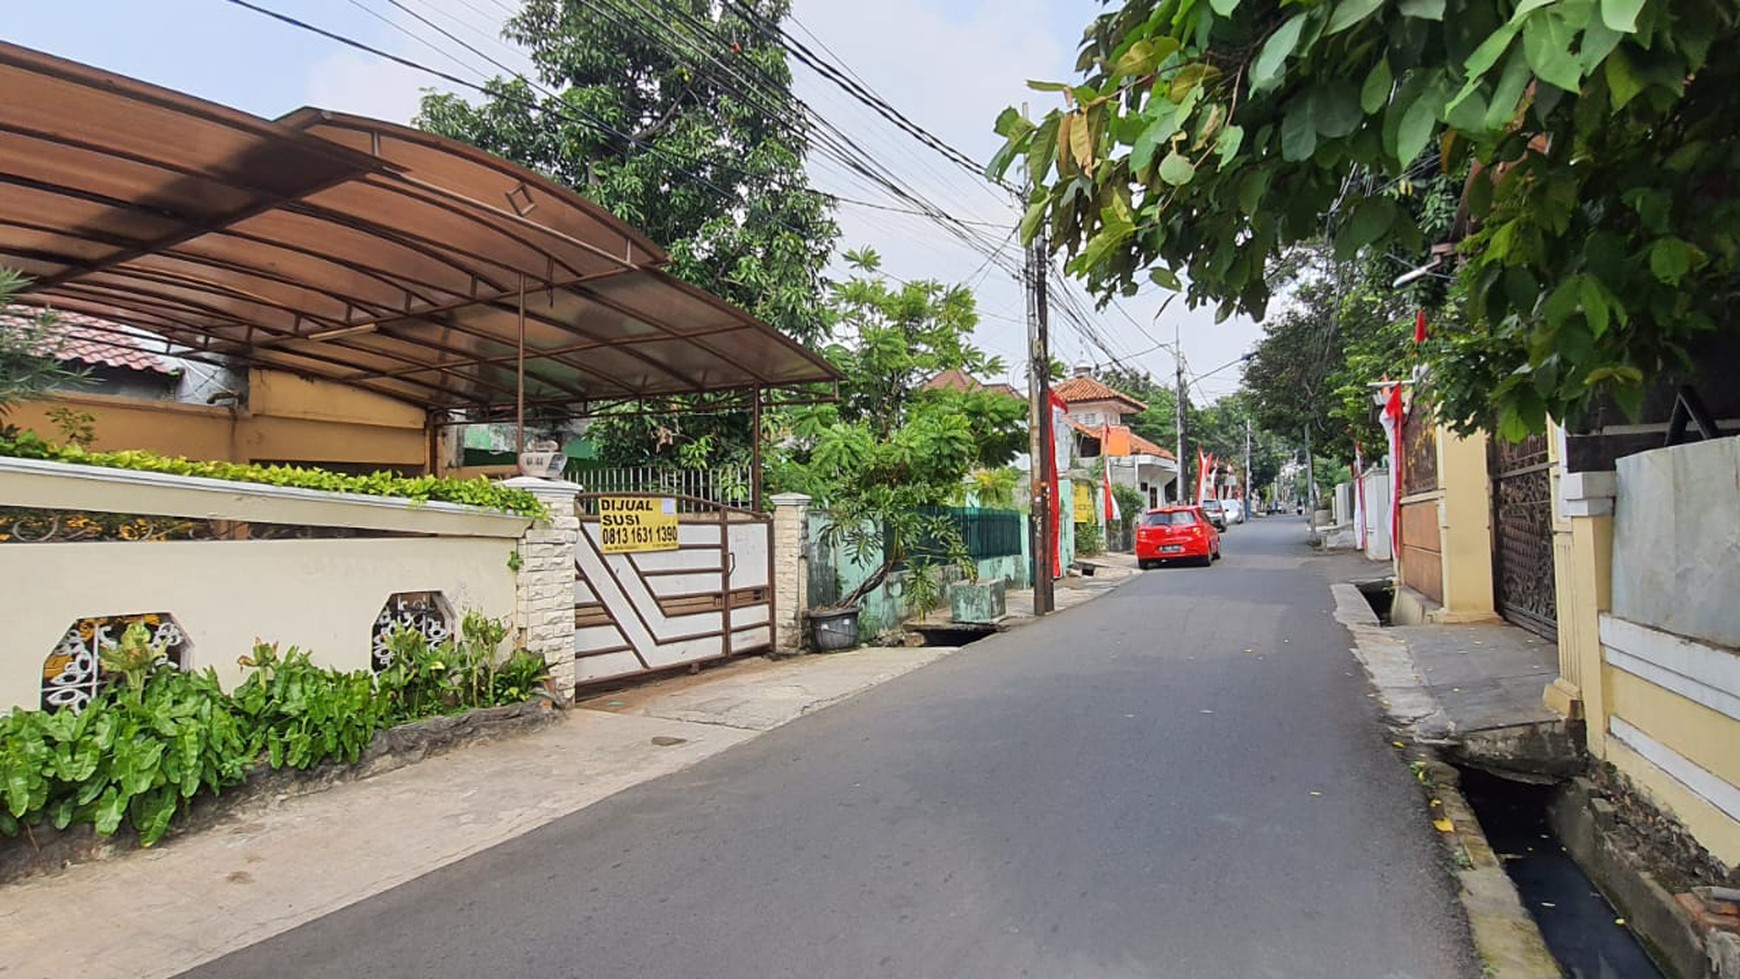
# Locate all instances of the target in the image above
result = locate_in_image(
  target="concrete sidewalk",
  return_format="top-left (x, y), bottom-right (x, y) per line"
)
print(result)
top-left (1330, 583), bottom-right (1580, 777)
top-left (0, 560), bottom-right (1142, 979)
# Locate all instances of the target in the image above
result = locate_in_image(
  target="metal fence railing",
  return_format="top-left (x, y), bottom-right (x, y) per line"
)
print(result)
top-left (902, 506), bottom-right (1024, 563)
top-left (570, 465), bottom-right (751, 513)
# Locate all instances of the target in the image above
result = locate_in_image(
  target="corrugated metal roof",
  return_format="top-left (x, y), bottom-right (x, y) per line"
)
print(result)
top-left (0, 42), bottom-right (838, 414)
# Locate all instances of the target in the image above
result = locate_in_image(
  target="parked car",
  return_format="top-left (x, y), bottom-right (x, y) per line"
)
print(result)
top-left (1197, 499), bottom-right (1229, 530)
top-left (1135, 506), bottom-right (1222, 568)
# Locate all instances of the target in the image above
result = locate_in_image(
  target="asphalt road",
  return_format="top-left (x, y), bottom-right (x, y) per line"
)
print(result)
top-left (186, 516), bottom-right (1478, 979)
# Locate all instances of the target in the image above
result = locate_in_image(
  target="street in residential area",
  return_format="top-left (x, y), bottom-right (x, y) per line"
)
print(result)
top-left (185, 517), bottom-right (1479, 979)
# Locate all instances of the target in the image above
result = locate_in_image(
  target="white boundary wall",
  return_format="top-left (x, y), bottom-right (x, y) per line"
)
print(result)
top-left (0, 457), bottom-right (530, 711)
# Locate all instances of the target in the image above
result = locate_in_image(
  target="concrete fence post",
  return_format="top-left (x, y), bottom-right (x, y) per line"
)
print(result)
top-left (770, 492), bottom-right (811, 655)
top-left (503, 477), bottom-right (581, 699)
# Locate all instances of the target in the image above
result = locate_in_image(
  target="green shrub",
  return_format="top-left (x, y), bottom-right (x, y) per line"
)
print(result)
top-left (0, 664), bottom-right (250, 845)
top-left (0, 430), bottom-right (547, 519)
top-left (230, 643), bottom-right (385, 770)
top-left (1, 613), bottom-right (548, 848)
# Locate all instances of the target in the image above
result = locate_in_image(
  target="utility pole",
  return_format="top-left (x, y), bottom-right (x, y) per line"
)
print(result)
top-left (1022, 107), bottom-right (1055, 615)
top-left (1304, 423), bottom-right (1316, 516)
top-left (1244, 416), bottom-right (1253, 514)
top-left (1173, 322), bottom-right (1186, 503)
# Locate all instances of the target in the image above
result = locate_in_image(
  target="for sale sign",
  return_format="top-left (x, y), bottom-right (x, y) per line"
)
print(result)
top-left (597, 496), bottom-right (679, 553)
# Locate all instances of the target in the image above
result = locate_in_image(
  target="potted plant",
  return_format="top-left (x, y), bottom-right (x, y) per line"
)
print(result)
top-left (805, 501), bottom-right (970, 651)
top-left (517, 439), bottom-right (565, 479)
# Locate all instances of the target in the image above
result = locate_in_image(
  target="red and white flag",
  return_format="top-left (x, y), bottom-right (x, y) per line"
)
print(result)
top-left (1102, 426), bottom-right (1121, 524)
top-left (1378, 383), bottom-right (1407, 547)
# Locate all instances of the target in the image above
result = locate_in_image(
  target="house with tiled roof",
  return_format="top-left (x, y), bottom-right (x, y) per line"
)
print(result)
top-left (921, 368), bottom-right (1022, 400)
top-left (5, 308), bottom-right (431, 474)
top-left (1054, 367), bottom-right (1179, 508)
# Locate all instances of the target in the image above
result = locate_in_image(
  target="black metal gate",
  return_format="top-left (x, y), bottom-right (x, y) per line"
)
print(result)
top-left (1489, 433), bottom-right (1557, 639)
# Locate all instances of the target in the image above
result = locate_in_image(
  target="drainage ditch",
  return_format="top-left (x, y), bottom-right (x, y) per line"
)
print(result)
top-left (1457, 766), bottom-right (1667, 978)
top-left (1354, 578), bottom-right (1395, 625)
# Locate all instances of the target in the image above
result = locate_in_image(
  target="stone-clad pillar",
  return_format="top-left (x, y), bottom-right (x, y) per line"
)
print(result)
top-left (770, 493), bottom-right (811, 654)
top-left (504, 477), bottom-right (580, 698)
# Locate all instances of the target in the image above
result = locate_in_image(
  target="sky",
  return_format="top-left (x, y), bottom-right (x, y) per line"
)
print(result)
top-left (8, 0), bottom-right (1262, 403)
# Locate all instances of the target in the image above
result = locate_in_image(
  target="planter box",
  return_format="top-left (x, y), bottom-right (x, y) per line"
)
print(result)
top-left (948, 579), bottom-right (1007, 625)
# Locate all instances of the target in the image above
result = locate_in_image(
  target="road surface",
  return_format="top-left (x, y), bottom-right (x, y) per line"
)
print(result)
top-left (186, 516), bottom-right (1478, 979)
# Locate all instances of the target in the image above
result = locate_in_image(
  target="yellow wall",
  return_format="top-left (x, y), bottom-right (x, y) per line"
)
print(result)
top-left (1602, 661), bottom-right (1740, 865)
top-left (1434, 427), bottom-right (1498, 622)
top-left (10, 369), bottom-right (429, 472)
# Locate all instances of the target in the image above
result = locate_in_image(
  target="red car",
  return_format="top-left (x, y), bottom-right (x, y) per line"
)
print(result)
top-left (1135, 506), bottom-right (1222, 568)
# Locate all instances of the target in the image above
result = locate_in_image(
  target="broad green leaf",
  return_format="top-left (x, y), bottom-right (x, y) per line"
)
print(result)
top-left (1523, 11), bottom-right (1584, 93)
top-left (1027, 80), bottom-right (1072, 93)
top-left (1251, 15), bottom-right (1308, 94)
top-left (1020, 199), bottom-right (1048, 244)
top-left (1169, 63), bottom-right (1221, 102)
top-left (1313, 81), bottom-right (1364, 137)
top-left (1210, 0), bottom-right (1240, 15)
top-left (1149, 267), bottom-right (1183, 291)
top-left (1463, 24), bottom-right (1520, 79)
top-left (992, 107), bottom-right (1034, 140)
top-left (1068, 111), bottom-right (1096, 172)
top-left (1159, 150), bottom-right (1197, 185)
top-left (1508, 0), bottom-right (1558, 26)
top-left (1338, 196), bottom-right (1398, 257)
top-left (1132, 120), bottom-right (1165, 177)
top-left (1281, 97), bottom-right (1318, 161)
top-left (1327, 0), bottom-right (1383, 35)
top-left (1580, 278), bottom-right (1611, 337)
top-left (1600, 0), bottom-right (1645, 32)
top-left (1648, 237), bottom-right (1696, 284)
top-left (1445, 86), bottom-right (1488, 131)
top-left (1361, 59), bottom-right (1394, 113)
top-left (1604, 47), bottom-right (1644, 109)
top-left (1393, 78), bottom-right (1443, 166)
top-left (1483, 46), bottom-right (1534, 130)
top-left (1237, 169), bottom-right (1271, 214)
top-left (1578, 17), bottom-right (1624, 71)
top-left (1115, 40), bottom-right (1161, 79)
top-left (94, 786), bottom-right (125, 836)
top-left (1544, 276), bottom-right (1582, 327)
top-left (1214, 124), bottom-right (1246, 166)
top-left (1398, 0), bottom-right (1446, 19)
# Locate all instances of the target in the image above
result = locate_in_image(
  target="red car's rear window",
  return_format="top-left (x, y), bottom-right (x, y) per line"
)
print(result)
top-left (1143, 510), bottom-right (1199, 527)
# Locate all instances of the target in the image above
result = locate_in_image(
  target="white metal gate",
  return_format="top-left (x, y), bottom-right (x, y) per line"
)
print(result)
top-left (572, 493), bottom-right (773, 685)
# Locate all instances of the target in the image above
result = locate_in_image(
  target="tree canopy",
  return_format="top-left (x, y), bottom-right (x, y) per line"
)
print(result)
top-left (991, 0), bottom-right (1739, 436)
top-left (767, 251), bottom-right (1026, 608)
top-left (419, 0), bottom-right (837, 346)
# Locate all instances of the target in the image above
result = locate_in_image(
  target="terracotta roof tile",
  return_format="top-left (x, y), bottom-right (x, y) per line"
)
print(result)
top-left (1128, 433), bottom-right (1175, 460)
top-left (1052, 375), bottom-right (1147, 412)
top-left (4, 310), bottom-right (177, 375)
top-left (922, 370), bottom-right (1022, 399)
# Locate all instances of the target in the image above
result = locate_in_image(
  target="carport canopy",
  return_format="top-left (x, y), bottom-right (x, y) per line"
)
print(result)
top-left (0, 41), bottom-right (838, 416)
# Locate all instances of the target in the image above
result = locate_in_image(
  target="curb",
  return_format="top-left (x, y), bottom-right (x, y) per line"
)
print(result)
top-left (1332, 583), bottom-right (1561, 978)
top-left (1418, 757), bottom-right (1565, 978)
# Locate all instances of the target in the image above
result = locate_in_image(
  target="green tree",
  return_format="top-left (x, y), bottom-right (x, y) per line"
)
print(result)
top-left (991, 0), bottom-right (1739, 436)
top-left (768, 251), bottom-right (1026, 610)
top-left (0, 270), bottom-right (81, 434)
top-left (418, 0), bottom-right (839, 466)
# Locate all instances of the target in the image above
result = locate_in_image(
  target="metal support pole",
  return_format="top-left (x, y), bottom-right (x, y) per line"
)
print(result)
top-left (751, 386), bottom-right (763, 511)
top-left (515, 272), bottom-right (526, 460)
top-left (1174, 322), bottom-right (1187, 503)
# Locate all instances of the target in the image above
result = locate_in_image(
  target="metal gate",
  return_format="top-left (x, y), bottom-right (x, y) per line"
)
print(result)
top-left (1489, 433), bottom-right (1557, 639)
top-left (572, 493), bottom-right (772, 686)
